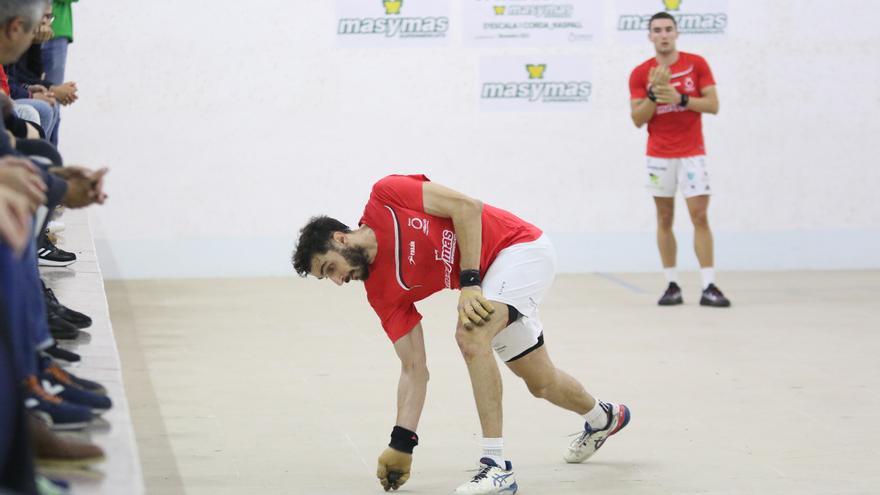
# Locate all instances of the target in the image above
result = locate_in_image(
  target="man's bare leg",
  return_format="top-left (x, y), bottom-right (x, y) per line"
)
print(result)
top-left (505, 346), bottom-right (594, 414)
top-left (654, 196), bottom-right (677, 268)
top-left (685, 194), bottom-right (713, 268)
top-left (455, 303), bottom-right (510, 439)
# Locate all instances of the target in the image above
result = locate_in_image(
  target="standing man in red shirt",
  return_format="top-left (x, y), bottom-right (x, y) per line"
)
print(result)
top-left (629, 12), bottom-right (731, 307)
top-left (292, 174), bottom-right (631, 494)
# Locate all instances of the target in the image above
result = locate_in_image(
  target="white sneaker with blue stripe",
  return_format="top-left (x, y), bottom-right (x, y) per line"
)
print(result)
top-left (454, 457), bottom-right (517, 494)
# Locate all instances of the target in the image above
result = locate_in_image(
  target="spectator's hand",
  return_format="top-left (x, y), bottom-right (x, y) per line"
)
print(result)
top-left (649, 65), bottom-right (671, 87)
top-left (0, 185), bottom-right (32, 254)
top-left (29, 85), bottom-right (57, 105)
top-left (34, 23), bottom-right (54, 43)
top-left (0, 156), bottom-right (46, 210)
top-left (458, 286), bottom-right (494, 330)
top-left (28, 84), bottom-right (48, 96)
top-left (33, 92), bottom-right (57, 106)
top-left (52, 166), bottom-right (110, 208)
top-left (652, 83), bottom-right (681, 105)
top-left (50, 82), bottom-right (78, 106)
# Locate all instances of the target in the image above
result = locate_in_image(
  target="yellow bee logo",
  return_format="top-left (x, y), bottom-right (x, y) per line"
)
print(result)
top-left (526, 64), bottom-right (546, 79)
top-left (384, 0), bottom-right (402, 15)
top-left (493, 5), bottom-right (506, 15)
top-left (663, 0), bottom-right (682, 11)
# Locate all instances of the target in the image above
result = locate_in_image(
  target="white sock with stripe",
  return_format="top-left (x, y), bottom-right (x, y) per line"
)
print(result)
top-left (480, 437), bottom-right (504, 468)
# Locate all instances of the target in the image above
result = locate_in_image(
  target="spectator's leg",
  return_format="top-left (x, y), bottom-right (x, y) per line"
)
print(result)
top-left (41, 37), bottom-right (69, 85)
top-left (12, 103), bottom-right (41, 128)
top-left (0, 245), bottom-right (38, 494)
top-left (13, 100), bottom-right (57, 144)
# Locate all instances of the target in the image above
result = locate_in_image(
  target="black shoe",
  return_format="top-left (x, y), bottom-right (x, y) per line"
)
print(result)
top-left (43, 282), bottom-right (92, 329)
top-left (700, 284), bottom-right (731, 307)
top-left (37, 238), bottom-right (77, 267)
top-left (42, 345), bottom-right (81, 365)
top-left (48, 312), bottom-right (80, 340)
top-left (658, 282), bottom-right (683, 306)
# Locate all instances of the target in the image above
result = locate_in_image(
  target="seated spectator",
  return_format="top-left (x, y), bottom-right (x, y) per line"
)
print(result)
top-left (3, 2), bottom-right (78, 146)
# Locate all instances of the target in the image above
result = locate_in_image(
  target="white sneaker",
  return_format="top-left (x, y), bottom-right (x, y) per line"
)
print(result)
top-left (47, 220), bottom-right (65, 234)
top-left (454, 457), bottom-right (518, 494)
top-left (564, 401), bottom-right (631, 464)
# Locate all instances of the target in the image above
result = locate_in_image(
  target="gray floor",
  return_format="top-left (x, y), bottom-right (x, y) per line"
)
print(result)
top-left (106, 269), bottom-right (880, 495)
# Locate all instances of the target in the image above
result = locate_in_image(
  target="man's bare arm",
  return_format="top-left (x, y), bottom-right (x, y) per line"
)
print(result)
top-left (631, 98), bottom-right (657, 128)
top-left (422, 182), bottom-right (494, 328)
top-left (392, 324), bottom-right (429, 430)
top-left (685, 85), bottom-right (719, 114)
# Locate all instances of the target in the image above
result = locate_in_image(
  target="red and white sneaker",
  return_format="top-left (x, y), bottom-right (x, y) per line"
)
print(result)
top-left (564, 402), bottom-right (631, 464)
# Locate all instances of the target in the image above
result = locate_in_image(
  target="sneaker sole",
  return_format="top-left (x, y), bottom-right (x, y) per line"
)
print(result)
top-left (658, 299), bottom-right (683, 306)
top-left (38, 258), bottom-right (77, 268)
top-left (36, 455), bottom-right (106, 470)
top-left (700, 300), bottom-right (731, 308)
top-left (48, 420), bottom-right (92, 431)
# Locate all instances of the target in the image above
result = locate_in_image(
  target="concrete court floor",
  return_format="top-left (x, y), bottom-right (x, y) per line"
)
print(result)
top-left (107, 270), bottom-right (880, 495)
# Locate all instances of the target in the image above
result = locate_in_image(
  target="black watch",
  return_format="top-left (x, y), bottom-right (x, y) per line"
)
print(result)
top-left (647, 88), bottom-right (657, 103)
top-left (679, 93), bottom-right (689, 107)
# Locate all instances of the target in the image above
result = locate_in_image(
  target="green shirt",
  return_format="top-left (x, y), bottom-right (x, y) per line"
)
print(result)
top-left (50, 0), bottom-right (78, 42)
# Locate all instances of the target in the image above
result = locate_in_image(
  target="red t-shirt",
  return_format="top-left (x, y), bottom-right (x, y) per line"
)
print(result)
top-left (629, 52), bottom-right (716, 158)
top-left (0, 66), bottom-right (9, 96)
top-left (359, 174), bottom-right (542, 342)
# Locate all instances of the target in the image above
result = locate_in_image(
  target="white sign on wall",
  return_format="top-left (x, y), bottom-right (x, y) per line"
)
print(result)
top-left (464, 0), bottom-right (602, 47)
top-left (336, 0), bottom-right (451, 46)
top-left (616, 0), bottom-right (728, 43)
top-left (479, 56), bottom-right (592, 112)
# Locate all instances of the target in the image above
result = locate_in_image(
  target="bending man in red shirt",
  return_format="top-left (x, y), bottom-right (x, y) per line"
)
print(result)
top-left (629, 12), bottom-right (731, 307)
top-left (292, 175), bottom-right (630, 494)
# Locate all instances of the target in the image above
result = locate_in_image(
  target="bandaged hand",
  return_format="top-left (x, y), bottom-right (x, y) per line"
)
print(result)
top-left (377, 447), bottom-right (412, 491)
top-left (458, 286), bottom-right (494, 330)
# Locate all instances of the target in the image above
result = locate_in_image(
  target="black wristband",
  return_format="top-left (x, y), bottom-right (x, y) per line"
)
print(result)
top-left (679, 93), bottom-right (689, 107)
top-left (389, 426), bottom-right (418, 454)
top-left (647, 87), bottom-right (657, 103)
top-left (459, 269), bottom-right (481, 288)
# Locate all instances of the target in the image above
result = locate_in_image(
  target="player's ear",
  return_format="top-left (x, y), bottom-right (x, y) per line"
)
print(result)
top-left (331, 231), bottom-right (347, 245)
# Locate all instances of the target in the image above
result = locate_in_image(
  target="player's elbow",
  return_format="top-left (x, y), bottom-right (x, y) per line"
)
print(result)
top-left (707, 99), bottom-right (720, 115)
top-left (631, 114), bottom-right (646, 128)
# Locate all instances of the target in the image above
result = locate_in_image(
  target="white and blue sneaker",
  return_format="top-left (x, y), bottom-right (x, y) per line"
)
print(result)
top-left (454, 457), bottom-right (517, 494)
top-left (564, 401), bottom-right (631, 464)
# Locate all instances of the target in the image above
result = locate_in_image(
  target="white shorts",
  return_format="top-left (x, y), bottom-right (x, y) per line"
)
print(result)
top-left (646, 155), bottom-right (712, 198)
top-left (481, 234), bottom-right (556, 362)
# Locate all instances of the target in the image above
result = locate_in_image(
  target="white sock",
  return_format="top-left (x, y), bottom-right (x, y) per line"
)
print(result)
top-left (664, 267), bottom-right (678, 284)
top-left (480, 437), bottom-right (504, 467)
top-left (700, 267), bottom-right (715, 289)
top-left (583, 401), bottom-right (609, 431)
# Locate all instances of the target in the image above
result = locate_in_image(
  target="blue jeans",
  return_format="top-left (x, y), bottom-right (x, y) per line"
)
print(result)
top-left (14, 99), bottom-right (60, 146)
top-left (0, 238), bottom-right (53, 381)
top-left (41, 37), bottom-right (69, 85)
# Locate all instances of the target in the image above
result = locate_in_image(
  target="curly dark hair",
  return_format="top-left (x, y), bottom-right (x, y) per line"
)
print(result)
top-left (291, 216), bottom-right (352, 277)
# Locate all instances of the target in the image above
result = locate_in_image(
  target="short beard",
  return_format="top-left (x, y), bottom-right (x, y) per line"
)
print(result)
top-left (340, 245), bottom-right (371, 282)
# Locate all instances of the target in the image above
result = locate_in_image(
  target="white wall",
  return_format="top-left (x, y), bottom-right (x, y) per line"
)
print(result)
top-left (57, 0), bottom-right (880, 279)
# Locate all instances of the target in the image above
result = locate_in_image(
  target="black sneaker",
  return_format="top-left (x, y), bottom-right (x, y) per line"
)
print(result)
top-left (700, 284), bottom-right (731, 307)
top-left (43, 282), bottom-right (92, 329)
top-left (657, 282), bottom-right (683, 306)
top-left (48, 311), bottom-right (80, 340)
top-left (37, 238), bottom-right (76, 267)
top-left (42, 345), bottom-right (81, 365)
